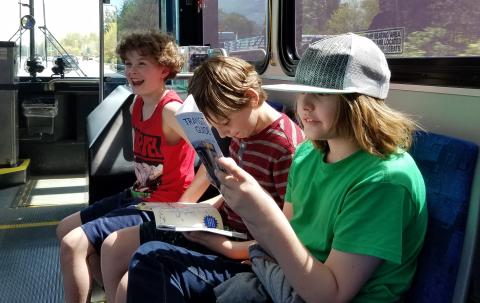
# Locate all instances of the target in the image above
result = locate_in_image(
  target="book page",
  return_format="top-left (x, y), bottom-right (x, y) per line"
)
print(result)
top-left (175, 95), bottom-right (226, 188)
top-left (137, 202), bottom-right (247, 239)
top-left (156, 203), bottom-right (224, 230)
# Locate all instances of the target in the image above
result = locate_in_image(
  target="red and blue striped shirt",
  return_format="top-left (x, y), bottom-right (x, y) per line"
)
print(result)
top-left (219, 113), bottom-right (304, 235)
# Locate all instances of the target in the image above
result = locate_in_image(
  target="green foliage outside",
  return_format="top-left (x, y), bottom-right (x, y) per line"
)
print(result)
top-left (107, 0), bottom-right (159, 69)
top-left (403, 27), bottom-right (480, 57)
top-left (116, 0), bottom-right (159, 36)
top-left (59, 32), bottom-right (99, 58)
top-left (324, 0), bottom-right (379, 34)
top-left (219, 10), bottom-right (263, 39)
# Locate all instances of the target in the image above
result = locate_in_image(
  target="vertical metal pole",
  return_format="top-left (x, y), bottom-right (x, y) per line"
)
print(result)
top-left (43, 0), bottom-right (48, 67)
top-left (29, 0), bottom-right (35, 62)
top-left (99, 0), bottom-right (105, 102)
top-left (19, 3), bottom-right (22, 68)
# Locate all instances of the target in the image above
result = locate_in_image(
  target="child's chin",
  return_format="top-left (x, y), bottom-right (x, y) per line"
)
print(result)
top-left (131, 87), bottom-right (142, 94)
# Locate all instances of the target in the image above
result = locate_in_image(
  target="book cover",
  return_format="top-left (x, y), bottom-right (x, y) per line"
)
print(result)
top-left (137, 202), bottom-right (247, 239)
top-left (175, 94), bottom-right (226, 188)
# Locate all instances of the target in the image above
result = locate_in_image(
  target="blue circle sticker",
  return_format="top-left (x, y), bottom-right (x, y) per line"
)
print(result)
top-left (203, 215), bottom-right (218, 228)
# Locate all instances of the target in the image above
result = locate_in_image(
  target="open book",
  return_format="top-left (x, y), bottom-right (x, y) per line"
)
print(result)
top-left (175, 94), bottom-right (226, 188)
top-left (137, 202), bottom-right (247, 239)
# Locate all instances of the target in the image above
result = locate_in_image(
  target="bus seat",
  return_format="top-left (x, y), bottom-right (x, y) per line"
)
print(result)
top-left (406, 131), bottom-right (479, 303)
top-left (87, 85), bottom-right (136, 203)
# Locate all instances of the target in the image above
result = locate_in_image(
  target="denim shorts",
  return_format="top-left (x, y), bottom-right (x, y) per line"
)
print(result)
top-left (80, 189), bottom-right (154, 253)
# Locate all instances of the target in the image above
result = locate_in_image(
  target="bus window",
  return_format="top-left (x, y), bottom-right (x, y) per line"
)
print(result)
top-left (203, 0), bottom-right (269, 70)
top-left (103, 0), bottom-right (160, 77)
top-left (280, 0), bottom-right (480, 87)
top-left (294, 0), bottom-right (480, 58)
top-left (1, 0), bottom-right (99, 78)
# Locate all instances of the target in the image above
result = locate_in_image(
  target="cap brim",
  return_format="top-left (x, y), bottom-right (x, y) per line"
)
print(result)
top-left (262, 83), bottom-right (356, 94)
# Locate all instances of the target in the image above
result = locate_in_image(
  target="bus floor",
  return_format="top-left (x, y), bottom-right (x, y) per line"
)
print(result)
top-left (0, 174), bottom-right (105, 303)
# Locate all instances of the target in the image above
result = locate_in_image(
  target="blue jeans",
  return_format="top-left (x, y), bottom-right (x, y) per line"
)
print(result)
top-left (127, 241), bottom-right (251, 303)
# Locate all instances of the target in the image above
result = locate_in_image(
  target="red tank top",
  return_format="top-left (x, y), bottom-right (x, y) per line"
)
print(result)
top-left (131, 91), bottom-right (195, 202)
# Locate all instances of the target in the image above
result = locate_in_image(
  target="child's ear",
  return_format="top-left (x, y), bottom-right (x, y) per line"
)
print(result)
top-left (245, 88), bottom-right (260, 107)
top-left (160, 66), bottom-right (171, 79)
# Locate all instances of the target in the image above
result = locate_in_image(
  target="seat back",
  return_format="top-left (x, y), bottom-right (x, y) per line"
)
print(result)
top-left (406, 132), bottom-right (479, 303)
top-left (87, 85), bottom-right (135, 203)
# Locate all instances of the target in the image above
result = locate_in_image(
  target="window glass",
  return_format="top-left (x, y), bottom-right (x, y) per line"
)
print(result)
top-left (0, 0), bottom-right (99, 77)
top-left (104, 0), bottom-right (160, 77)
top-left (295, 0), bottom-right (480, 58)
top-left (204, 0), bottom-right (268, 66)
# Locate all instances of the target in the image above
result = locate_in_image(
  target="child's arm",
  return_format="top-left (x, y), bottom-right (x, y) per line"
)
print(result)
top-left (216, 157), bottom-right (382, 303)
top-left (161, 101), bottom-right (191, 145)
top-left (183, 232), bottom-right (254, 260)
top-left (179, 164), bottom-right (225, 207)
top-left (178, 164), bottom-right (211, 202)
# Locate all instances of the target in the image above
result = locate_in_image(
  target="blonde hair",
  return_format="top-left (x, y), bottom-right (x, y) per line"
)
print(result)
top-left (312, 94), bottom-right (418, 157)
top-left (116, 30), bottom-right (184, 80)
top-left (188, 56), bottom-right (267, 124)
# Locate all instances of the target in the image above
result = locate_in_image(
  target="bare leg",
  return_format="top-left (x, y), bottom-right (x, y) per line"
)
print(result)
top-left (60, 226), bottom-right (97, 303)
top-left (101, 225), bottom-right (140, 303)
top-left (56, 211), bottom-right (82, 241)
top-left (87, 253), bottom-right (103, 287)
top-left (115, 273), bottom-right (129, 303)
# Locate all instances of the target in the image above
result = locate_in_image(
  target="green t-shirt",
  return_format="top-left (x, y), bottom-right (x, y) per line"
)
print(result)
top-left (285, 141), bottom-right (427, 302)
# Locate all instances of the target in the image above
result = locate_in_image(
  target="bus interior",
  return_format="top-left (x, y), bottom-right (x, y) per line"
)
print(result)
top-left (0, 0), bottom-right (479, 302)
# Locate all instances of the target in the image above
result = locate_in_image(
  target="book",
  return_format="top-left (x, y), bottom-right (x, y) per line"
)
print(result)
top-left (175, 94), bottom-right (226, 188)
top-left (137, 202), bottom-right (247, 239)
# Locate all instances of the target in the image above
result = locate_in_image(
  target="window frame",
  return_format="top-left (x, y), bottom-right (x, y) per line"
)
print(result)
top-left (278, 0), bottom-right (480, 89)
top-left (255, 0), bottom-right (272, 74)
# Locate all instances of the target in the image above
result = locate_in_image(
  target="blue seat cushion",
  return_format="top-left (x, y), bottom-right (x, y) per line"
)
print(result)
top-left (406, 132), bottom-right (478, 303)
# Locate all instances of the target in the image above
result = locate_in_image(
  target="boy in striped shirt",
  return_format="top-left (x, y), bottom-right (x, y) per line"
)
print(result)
top-left (102, 56), bottom-right (304, 302)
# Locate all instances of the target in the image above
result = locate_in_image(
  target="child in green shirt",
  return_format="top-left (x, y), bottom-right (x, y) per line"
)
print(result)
top-left (215, 33), bottom-right (427, 302)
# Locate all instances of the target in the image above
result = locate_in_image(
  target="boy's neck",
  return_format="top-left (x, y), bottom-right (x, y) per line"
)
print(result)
top-left (141, 86), bottom-right (168, 105)
top-left (252, 102), bottom-right (282, 136)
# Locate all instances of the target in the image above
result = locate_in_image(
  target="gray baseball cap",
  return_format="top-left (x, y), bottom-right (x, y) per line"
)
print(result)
top-left (263, 33), bottom-right (390, 99)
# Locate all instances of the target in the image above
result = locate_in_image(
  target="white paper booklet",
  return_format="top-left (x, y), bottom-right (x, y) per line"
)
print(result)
top-left (137, 202), bottom-right (247, 239)
top-left (175, 94), bottom-right (226, 188)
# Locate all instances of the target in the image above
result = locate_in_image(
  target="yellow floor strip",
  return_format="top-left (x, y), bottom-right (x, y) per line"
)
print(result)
top-left (0, 220), bottom-right (59, 230)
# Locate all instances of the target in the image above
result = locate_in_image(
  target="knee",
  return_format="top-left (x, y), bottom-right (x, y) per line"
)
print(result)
top-left (129, 242), bottom-right (175, 271)
top-left (56, 212), bottom-right (82, 241)
top-left (60, 228), bottom-right (87, 260)
top-left (56, 218), bottom-right (69, 241)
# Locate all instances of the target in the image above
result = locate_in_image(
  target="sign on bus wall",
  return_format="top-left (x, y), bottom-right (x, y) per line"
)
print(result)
top-left (360, 28), bottom-right (405, 55)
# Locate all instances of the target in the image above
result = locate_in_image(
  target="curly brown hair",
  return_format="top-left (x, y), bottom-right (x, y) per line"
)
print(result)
top-left (116, 30), bottom-right (184, 80)
top-left (311, 93), bottom-right (420, 157)
top-left (188, 56), bottom-right (267, 124)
